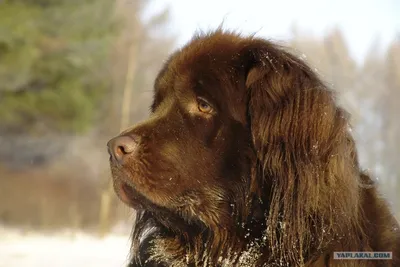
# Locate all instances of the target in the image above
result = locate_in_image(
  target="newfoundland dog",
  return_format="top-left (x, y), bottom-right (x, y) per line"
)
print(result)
top-left (107, 30), bottom-right (400, 266)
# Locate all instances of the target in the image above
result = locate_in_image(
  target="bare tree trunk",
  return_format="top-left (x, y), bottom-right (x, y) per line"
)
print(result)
top-left (40, 194), bottom-right (48, 229)
top-left (98, 1), bottom-right (140, 237)
top-left (69, 201), bottom-right (80, 239)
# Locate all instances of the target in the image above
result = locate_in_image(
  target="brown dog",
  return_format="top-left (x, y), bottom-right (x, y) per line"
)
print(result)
top-left (107, 30), bottom-right (400, 266)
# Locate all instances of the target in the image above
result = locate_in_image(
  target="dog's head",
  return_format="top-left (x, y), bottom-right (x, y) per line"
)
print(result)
top-left (108, 30), bottom-right (362, 264)
top-left (108, 31), bottom-right (256, 228)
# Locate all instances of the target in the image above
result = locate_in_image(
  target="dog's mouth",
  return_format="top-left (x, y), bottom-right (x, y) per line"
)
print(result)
top-left (115, 181), bottom-right (147, 210)
top-left (113, 173), bottom-right (211, 235)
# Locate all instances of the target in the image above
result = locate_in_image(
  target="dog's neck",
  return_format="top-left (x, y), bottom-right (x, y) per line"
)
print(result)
top-left (129, 188), bottom-right (348, 267)
top-left (129, 197), bottom-right (271, 266)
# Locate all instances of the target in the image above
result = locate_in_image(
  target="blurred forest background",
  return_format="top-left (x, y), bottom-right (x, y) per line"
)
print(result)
top-left (0, 0), bottom-right (399, 236)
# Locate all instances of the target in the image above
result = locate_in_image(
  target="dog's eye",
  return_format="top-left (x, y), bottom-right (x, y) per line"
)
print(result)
top-left (197, 98), bottom-right (213, 113)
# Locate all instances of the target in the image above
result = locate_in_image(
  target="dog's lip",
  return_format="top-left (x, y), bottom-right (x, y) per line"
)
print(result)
top-left (117, 182), bottom-right (145, 210)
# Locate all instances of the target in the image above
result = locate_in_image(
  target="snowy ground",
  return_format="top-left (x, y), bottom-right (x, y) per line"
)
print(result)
top-left (0, 226), bottom-right (132, 267)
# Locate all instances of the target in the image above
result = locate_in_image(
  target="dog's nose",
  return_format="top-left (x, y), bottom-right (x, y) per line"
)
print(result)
top-left (107, 135), bottom-right (139, 164)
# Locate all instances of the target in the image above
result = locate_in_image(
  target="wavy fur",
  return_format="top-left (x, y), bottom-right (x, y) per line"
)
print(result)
top-left (108, 30), bottom-right (400, 267)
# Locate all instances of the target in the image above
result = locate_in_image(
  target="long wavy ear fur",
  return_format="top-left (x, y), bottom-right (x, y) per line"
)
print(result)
top-left (244, 40), bottom-right (366, 264)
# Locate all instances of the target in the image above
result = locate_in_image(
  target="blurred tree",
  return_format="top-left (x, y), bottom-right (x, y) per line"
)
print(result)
top-left (353, 40), bottom-right (389, 181)
top-left (323, 28), bottom-right (360, 123)
top-left (0, 0), bottom-right (117, 134)
top-left (289, 28), bottom-right (329, 73)
top-left (98, 0), bottom-right (176, 236)
top-left (0, 0), bottom-right (176, 231)
top-left (379, 36), bottom-right (400, 211)
top-left (101, 0), bottom-right (175, 136)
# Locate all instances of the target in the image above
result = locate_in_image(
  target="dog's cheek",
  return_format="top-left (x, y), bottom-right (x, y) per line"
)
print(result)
top-left (189, 116), bottom-right (215, 140)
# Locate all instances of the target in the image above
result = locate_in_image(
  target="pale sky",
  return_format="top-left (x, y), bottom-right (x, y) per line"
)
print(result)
top-left (149, 0), bottom-right (399, 63)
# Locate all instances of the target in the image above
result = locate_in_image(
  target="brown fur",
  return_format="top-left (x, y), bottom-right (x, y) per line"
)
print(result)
top-left (108, 29), bottom-right (400, 266)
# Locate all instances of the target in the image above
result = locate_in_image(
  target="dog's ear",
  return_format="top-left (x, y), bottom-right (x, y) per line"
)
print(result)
top-left (242, 40), bottom-right (363, 263)
top-left (244, 42), bottom-right (343, 165)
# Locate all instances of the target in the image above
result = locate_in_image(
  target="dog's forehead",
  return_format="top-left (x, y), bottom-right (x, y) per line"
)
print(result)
top-left (155, 33), bottom-right (249, 98)
top-left (176, 33), bottom-right (246, 70)
top-left (149, 33), bottom-right (252, 124)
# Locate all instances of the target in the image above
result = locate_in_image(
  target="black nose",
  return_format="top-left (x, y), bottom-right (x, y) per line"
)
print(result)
top-left (107, 135), bottom-right (139, 164)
